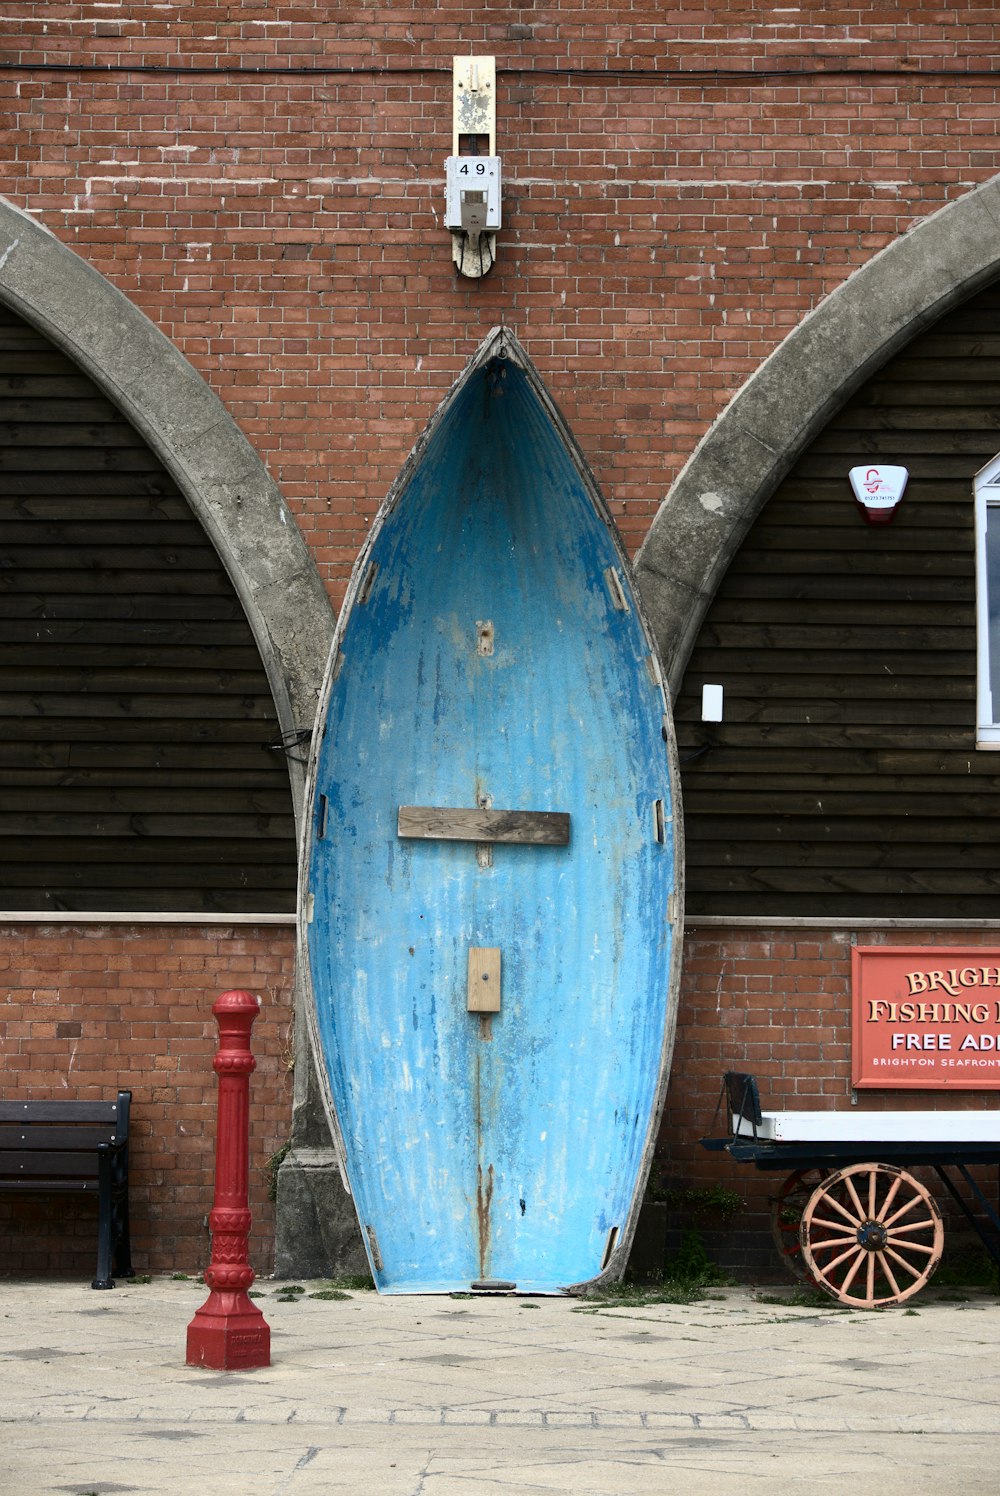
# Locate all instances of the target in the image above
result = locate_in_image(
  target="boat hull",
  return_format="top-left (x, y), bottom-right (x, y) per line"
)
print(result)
top-left (303, 335), bottom-right (681, 1292)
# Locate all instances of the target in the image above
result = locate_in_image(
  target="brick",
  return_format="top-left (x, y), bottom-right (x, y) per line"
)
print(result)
top-left (3, 0), bottom-right (997, 1280)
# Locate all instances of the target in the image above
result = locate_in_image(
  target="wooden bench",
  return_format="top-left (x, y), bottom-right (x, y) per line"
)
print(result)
top-left (0, 1092), bottom-right (134, 1289)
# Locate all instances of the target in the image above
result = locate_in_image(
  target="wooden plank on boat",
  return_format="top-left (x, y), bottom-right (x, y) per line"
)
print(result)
top-left (397, 806), bottom-right (570, 845)
top-left (467, 947), bottom-right (502, 1013)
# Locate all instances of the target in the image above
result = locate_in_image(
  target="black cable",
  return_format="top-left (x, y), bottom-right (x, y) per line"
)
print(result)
top-left (0, 61), bottom-right (443, 77)
top-left (2, 60), bottom-right (999, 84)
top-left (265, 728), bottom-right (312, 765)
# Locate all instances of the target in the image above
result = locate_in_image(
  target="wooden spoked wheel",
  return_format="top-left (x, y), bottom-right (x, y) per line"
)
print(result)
top-left (799, 1163), bottom-right (944, 1308)
top-left (770, 1168), bottom-right (829, 1285)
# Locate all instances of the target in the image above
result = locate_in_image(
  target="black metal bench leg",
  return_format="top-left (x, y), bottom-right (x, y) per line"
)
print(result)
top-left (112, 1091), bottom-right (133, 1278)
top-left (112, 1171), bottom-right (134, 1280)
top-left (92, 1143), bottom-right (115, 1290)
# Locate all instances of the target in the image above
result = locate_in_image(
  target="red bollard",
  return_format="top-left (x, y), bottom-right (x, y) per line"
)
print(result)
top-left (186, 989), bottom-right (271, 1370)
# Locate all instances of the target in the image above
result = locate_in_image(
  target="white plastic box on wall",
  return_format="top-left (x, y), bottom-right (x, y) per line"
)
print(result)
top-left (444, 157), bottom-right (502, 232)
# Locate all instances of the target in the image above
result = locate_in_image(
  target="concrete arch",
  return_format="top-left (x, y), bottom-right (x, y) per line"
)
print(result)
top-left (0, 198), bottom-right (335, 812)
top-left (636, 173), bottom-right (1000, 695)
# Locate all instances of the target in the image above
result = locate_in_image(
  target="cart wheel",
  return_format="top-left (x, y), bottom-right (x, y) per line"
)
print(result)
top-left (800, 1163), bottom-right (943, 1309)
top-left (770, 1168), bottom-right (829, 1285)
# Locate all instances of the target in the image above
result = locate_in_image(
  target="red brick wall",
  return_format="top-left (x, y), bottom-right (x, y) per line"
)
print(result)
top-left (0, 923), bottom-right (295, 1278)
top-left (4, 5), bottom-right (1000, 598)
top-left (662, 925), bottom-right (1000, 1277)
top-left (6, 919), bottom-right (998, 1282)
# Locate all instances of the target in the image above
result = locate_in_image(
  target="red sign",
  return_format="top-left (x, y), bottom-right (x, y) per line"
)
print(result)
top-left (853, 946), bottom-right (1000, 1089)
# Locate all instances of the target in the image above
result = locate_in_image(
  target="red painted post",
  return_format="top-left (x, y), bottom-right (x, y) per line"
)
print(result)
top-left (186, 989), bottom-right (271, 1370)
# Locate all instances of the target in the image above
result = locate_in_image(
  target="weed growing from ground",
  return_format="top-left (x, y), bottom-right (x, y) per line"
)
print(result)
top-left (582, 1230), bottom-right (733, 1308)
top-left (259, 1275), bottom-right (374, 1301)
top-left (753, 1287), bottom-right (850, 1312)
top-left (273, 1282), bottom-right (306, 1303)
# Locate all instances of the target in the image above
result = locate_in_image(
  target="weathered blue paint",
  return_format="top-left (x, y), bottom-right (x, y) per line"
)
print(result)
top-left (304, 333), bottom-right (680, 1293)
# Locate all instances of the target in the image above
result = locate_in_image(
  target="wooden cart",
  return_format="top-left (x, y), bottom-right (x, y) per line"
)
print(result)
top-left (701, 1072), bottom-right (1000, 1308)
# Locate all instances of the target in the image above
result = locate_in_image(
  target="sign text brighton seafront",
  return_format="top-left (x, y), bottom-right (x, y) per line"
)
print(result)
top-left (853, 946), bottom-right (1000, 1088)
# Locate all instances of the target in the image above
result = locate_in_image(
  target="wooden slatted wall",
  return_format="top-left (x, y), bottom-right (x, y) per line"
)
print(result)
top-left (677, 279), bottom-right (1000, 919)
top-left (0, 305), bottom-right (296, 913)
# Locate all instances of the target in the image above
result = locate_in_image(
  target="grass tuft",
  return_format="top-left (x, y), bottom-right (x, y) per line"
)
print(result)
top-left (753, 1287), bottom-right (850, 1311)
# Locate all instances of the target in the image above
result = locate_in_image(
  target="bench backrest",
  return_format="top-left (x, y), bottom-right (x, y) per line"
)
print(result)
top-left (0, 1092), bottom-right (131, 1182)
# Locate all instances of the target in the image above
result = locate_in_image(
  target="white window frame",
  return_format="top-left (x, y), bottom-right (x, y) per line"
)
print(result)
top-left (974, 455), bottom-right (1000, 748)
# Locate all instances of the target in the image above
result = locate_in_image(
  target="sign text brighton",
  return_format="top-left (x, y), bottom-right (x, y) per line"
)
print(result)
top-left (853, 948), bottom-right (1000, 1088)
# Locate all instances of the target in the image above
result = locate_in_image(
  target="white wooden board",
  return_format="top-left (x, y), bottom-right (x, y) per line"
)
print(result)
top-left (733, 1110), bottom-right (1000, 1143)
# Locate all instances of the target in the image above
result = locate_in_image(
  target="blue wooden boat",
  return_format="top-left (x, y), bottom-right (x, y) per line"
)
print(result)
top-left (302, 330), bottom-right (682, 1293)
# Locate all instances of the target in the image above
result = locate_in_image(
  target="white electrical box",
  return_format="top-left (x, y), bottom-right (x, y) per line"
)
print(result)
top-left (701, 683), bottom-right (724, 722)
top-left (445, 156), bottom-right (502, 233)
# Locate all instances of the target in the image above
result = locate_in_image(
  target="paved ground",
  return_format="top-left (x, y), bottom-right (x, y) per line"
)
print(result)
top-left (2, 1276), bottom-right (999, 1495)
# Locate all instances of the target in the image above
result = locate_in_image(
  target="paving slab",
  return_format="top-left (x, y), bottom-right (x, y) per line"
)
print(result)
top-left (2, 1278), bottom-right (999, 1494)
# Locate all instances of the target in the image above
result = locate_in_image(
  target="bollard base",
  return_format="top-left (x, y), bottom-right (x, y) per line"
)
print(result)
top-left (186, 1289), bottom-right (271, 1371)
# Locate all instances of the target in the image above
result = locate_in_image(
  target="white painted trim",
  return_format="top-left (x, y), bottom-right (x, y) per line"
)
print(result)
top-left (735, 1111), bottom-right (1000, 1142)
top-left (0, 912), bottom-right (296, 926)
top-left (975, 473), bottom-right (1000, 747)
top-left (685, 916), bottom-right (1000, 929)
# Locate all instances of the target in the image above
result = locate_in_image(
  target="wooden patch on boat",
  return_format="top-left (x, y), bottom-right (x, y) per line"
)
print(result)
top-left (397, 806), bottom-right (570, 845)
top-left (467, 947), bottom-right (502, 1013)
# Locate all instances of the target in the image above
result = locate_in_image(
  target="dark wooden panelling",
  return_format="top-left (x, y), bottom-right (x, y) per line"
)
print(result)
top-left (0, 305), bottom-right (297, 913)
top-left (677, 278), bottom-right (1000, 919)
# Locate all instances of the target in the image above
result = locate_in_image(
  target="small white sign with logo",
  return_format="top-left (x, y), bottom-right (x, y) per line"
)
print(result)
top-left (849, 464), bottom-right (908, 521)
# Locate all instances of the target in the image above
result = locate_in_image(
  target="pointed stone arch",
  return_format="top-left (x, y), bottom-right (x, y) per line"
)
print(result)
top-left (0, 197), bottom-right (335, 812)
top-left (636, 173), bottom-right (1000, 694)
